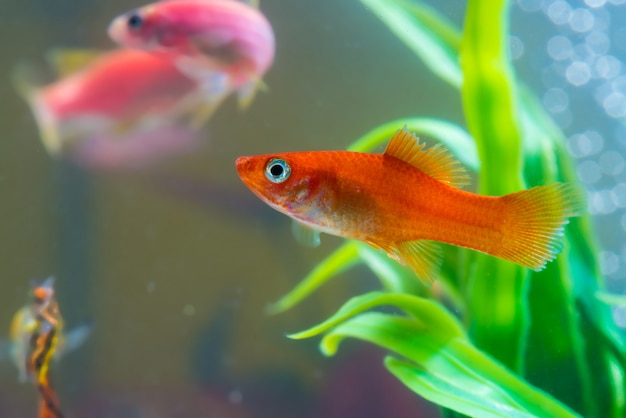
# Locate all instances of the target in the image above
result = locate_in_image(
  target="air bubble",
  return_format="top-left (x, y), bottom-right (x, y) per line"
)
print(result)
top-left (585, 0), bottom-right (607, 7)
top-left (577, 160), bottom-right (602, 184)
top-left (585, 31), bottom-right (610, 55)
top-left (569, 8), bottom-right (595, 32)
top-left (612, 76), bottom-right (626, 95)
top-left (612, 183), bottom-right (626, 207)
top-left (517, 0), bottom-right (542, 12)
top-left (599, 150), bottom-right (625, 175)
top-left (543, 88), bottom-right (569, 113)
top-left (595, 55), bottom-right (621, 79)
top-left (614, 27), bottom-right (626, 53)
top-left (566, 61), bottom-right (591, 86)
top-left (553, 109), bottom-right (573, 129)
top-left (547, 36), bottom-right (573, 60)
top-left (572, 43), bottom-right (594, 62)
top-left (547, 1), bottom-right (572, 25)
top-left (603, 92), bottom-right (626, 118)
top-left (567, 131), bottom-right (604, 157)
top-left (589, 190), bottom-right (617, 214)
top-left (600, 250), bottom-right (620, 275)
top-left (613, 306), bottom-right (626, 328)
top-left (509, 35), bottom-right (524, 60)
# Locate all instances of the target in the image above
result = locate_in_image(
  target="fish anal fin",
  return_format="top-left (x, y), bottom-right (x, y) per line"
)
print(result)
top-left (368, 239), bottom-right (442, 285)
top-left (384, 125), bottom-right (469, 188)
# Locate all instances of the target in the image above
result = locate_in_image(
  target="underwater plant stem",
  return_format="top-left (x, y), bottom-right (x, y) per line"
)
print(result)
top-left (460, 0), bottom-right (524, 193)
top-left (460, 0), bottom-right (529, 373)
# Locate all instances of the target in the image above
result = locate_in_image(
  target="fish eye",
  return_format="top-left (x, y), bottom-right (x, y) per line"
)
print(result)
top-left (127, 13), bottom-right (143, 29)
top-left (265, 158), bottom-right (291, 183)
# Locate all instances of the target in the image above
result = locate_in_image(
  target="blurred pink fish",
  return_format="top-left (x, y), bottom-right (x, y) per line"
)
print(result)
top-left (16, 49), bottom-right (202, 156)
top-left (108, 0), bottom-right (275, 107)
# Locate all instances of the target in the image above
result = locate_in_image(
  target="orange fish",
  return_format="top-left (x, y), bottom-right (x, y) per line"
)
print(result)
top-left (14, 277), bottom-right (65, 417)
top-left (32, 320), bottom-right (64, 418)
top-left (6, 277), bottom-right (90, 383)
top-left (236, 127), bottom-right (586, 283)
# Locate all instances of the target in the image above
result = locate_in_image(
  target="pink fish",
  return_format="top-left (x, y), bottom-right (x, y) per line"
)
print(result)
top-left (108, 0), bottom-right (275, 107)
top-left (16, 49), bottom-right (204, 156)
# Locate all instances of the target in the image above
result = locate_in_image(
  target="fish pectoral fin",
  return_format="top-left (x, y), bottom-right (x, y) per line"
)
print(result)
top-left (291, 221), bottom-right (321, 247)
top-left (384, 126), bottom-right (469, 188)
top-left (0, 338), bottom-right (11, 361)
top-left (56, 324), bottom-right (92, 359)
top-left (374, 239), bottom-right (442, 285)
top-left (237, 77), bottom-right (266, 110)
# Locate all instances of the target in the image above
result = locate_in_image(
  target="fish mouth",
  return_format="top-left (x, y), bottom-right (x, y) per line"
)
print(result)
top-left (235, 156), bottom-right (252, 178)
top-left (107, 16), bottom-right (126, 44)
top-left (235, 155), bottom-right (273, 202)
top-left (235, 155), bottom-right (259, 189)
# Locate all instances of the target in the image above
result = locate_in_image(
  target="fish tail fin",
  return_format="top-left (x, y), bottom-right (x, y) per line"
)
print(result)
top-left (12, 64), bottom-right (62, 156)
top-left (494, 183), bottom-right (586, 270)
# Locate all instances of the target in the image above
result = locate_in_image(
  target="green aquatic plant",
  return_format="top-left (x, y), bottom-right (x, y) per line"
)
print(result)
top-left (270, 0), bottom-right (625, 417)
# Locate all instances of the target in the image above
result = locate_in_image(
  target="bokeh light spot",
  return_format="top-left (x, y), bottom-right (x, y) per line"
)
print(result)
top-left (569, 8), bottom-right (595, 32)
top-left (547, 35), bottom-right (573, 60)
top-left (566, 61), bottom-right (592, 85)
top-left (578, 160), bottom-right (603, 184)
top-left (543, 88), bottom-right (570, 113)
top-left (546, 0), bottom-right (572, 25)
top-left (599, 150), bottom-right (625, 175)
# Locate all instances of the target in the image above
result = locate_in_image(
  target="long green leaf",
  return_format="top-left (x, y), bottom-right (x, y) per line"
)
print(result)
top-left (359, 0), bottom-right (461, 87)
top-left (302, 294), bottom-right (580, 418)
top-left (289, 292), bottom-right (465, 341)
top-left (385, 357), bottom-right (534, 418)
top-left (460, 0), bottom-right (528, 374)
top-left (267, 242), bottom-right (361, 315)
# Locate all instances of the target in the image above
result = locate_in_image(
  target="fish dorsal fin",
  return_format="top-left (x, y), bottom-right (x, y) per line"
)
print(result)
top-left (45, 49), bottom-right (105, 78)
top-left (384, 126), bottom-right (470, 188)
top-left (244, 0), bottom-right (260, 9)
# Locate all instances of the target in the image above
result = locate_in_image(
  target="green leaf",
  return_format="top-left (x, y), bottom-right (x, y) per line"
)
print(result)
top-left (301, 293), bottom-right (580, 418)
top-left (288, 292), bottom-right (465, 341)
top-left (266, 241), bottom-right (361, 315)
top-left (359, 0), bottom-right (462, 87)
top-left (386, 357), bottom-right (535, 418)
top-left (596, 292), bottom-right (626, 306)
top-left (460, 0), bottom-right (528, 374)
